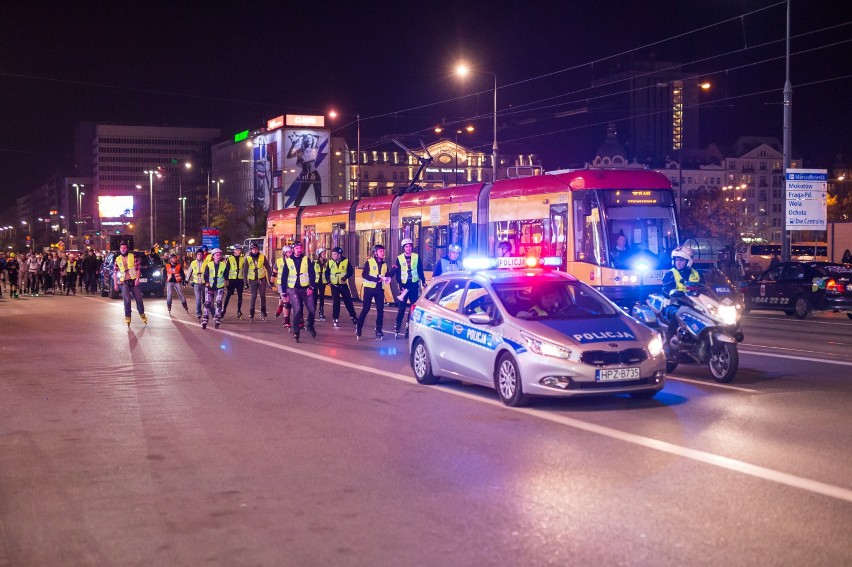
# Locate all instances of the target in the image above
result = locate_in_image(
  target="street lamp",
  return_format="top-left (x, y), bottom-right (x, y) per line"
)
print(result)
top-left (456, 63), bottom-right (498, 183)
top-left (329, 110), bottom-right (361, 198)
top-left (212, 178), bottom-right (223, 217)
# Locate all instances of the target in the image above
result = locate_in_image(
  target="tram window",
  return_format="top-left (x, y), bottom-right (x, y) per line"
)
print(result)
top-left (401, 217), bottom-right (422, 250)
top-left (357, 229), bottom-right (387, 262)
top-left (449, 213), bottom-right (474, 253)
top-left (550, 205), bottom-right (568, 262)
top-left (573, 191), bottom-right (608, 266)
top-left (332, 222), bottom-right (346, 253)
top-left (422, 226), bottom-right (448, 271)
top-left (302, 225), bottom-right (317, 257)
top-left (605, 205), bottom-right (677, 269)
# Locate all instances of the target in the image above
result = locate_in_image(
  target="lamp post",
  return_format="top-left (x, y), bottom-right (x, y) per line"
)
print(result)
top-left (179, 196), bottom-right (187, 255)
top-left (456, 64), bottom-right (498, 183)
top-left (143, 169), bottom-right (161, 249)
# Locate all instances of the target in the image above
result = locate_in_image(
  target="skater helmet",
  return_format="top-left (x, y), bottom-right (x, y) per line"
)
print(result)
top-left (211, 248), bottom-right (223, 256)
top-left (331, 246), bottom-right (343, 255)
top-left (316, 248), bottom-right (325, 256)
top-left (448, 244), bottom-right (462, 254)
top-left (282, 245), bottom-right (292, 253)
top-left (671, 246), bottom-right (694, 268)
top-left (232, 244), bottom-right (243, 251)
top-left (372, 244), bottom-right (385, 254)
top-left (250, 241), bottom-right (259, 249)
top-left (195, 249), bottom-right (204, 257)
top-left (400, 238), bottom-right (414, 248)
top-left (8, 252), bottom-right (14, 258)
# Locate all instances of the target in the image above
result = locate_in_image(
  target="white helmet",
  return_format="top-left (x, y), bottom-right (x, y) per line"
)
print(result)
top-left (400, 238), bottom-right (414, 247)
top-left (671, 245), bottom-right (694, 267)
top-left (211, 248), bottom-right (223, 256)
top-left (316, 248), bottom-right (325, 256)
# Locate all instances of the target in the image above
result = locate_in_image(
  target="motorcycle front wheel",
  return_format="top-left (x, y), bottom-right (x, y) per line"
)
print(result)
top-left (708, 342), bottom-right (738, 383)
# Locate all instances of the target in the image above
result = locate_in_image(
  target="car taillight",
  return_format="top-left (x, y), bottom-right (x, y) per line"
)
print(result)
top-left (826, 279), bottom-right (846, 293)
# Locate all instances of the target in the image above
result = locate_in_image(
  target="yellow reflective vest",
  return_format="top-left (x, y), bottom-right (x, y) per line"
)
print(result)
top-left (188, 259), bottom-right (206, 285)
top-left (227, 255), bottom-right (245, 279)
top-left (275, 257), bottom-right (286, 286)
top-left (362, 257), bottom-right (387, 288)
top-left (246, 254), bottom-right (268, 280)
top-left (314, 260), bottom-right (328, 284)
top-left (205, 261), bottom-right (228, 289)
top-left (397, 253), bottom-right (420, 284)
top-left (671, 268), bottom-right (701, 291)
top-left (115, 253), bottom-right (137, 282)
top-left (328, 258), bottom-right (349, 285)
top-left (286, 256), bottom-right (310, 288)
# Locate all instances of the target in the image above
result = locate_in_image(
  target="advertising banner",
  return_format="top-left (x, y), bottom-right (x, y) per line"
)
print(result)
top-left (283, 128), bottom-right (330, 207)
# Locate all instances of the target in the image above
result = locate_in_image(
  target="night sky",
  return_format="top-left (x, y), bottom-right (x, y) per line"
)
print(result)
top-left (1, 0), bottom-right (850, 210)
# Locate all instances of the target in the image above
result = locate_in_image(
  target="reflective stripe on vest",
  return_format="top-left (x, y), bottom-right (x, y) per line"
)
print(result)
top-left (328, 258), bottom-right (348, 285)
top-left (165, 264), bottom-right (182, 282)
top-left (206, 262), bottom-right (228, 289)
top-left (314, 260), bottom-right (328, 284)
top-left (247, 254), bottom-right (267, 280)
top-left (286, 256), bottom-right (309, 288)
top-left (67, 260), bottom-right (77, 273)
top-left (397, 253), bottom-right (419, 284)
top-left (227, 255), bottom-right (245, 279)
top-left (671, 268), bottom-right (700, 291)
top-left (115, 254), bottom-right (137, 281)
top-left (275, 257), bottom-right (285, 285)
top-left (362, 258), bottom-right (387, 288)
top-left (190, 259), bottom-right (205, 284)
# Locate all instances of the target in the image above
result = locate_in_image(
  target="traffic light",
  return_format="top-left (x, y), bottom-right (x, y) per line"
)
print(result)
top-left (170, 158), bottom-right (180, 165)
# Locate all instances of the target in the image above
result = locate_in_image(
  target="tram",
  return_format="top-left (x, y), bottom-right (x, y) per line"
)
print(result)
top-left (265, 168), bottom-right (679, 305)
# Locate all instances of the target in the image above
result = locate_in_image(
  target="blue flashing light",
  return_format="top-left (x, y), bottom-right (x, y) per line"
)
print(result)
top-left (463, 257), bottom-right (497, 271)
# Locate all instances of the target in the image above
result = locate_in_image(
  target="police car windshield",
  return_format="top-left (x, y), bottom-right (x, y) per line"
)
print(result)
top-left (493, 281), bottom-right (619, 320)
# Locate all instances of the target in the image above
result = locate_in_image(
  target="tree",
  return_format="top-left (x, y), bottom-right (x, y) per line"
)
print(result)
top-left (680, 185), bottom-right (754, 248)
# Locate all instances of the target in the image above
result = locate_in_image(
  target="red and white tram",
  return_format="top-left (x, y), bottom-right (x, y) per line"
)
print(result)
top-left (265, 168), bottom-right (679, 305)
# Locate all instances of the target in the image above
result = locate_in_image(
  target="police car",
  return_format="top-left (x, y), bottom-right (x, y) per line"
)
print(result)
top-left (408, 257), bottom-right (666, 406)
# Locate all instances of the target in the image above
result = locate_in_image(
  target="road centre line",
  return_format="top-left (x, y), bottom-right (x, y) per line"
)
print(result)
top-left (742, 343), bottom-right (852, 357)
top-left (746, 315), bottom-right (852, 327)
top-left (665, 376), bottom-right (759, 393)
top-left (740, 349), bottom-right (852, 368)
top-left (134, 307), bottom-right (852, 505)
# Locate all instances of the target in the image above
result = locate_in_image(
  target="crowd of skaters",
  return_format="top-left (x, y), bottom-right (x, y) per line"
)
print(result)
top-left (2, 239), bottom-right (473, 345)
top-left (0, 249), bottom-right (103, 299)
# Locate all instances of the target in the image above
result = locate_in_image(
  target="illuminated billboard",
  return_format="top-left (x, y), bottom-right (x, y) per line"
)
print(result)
top-left (98, 195), bottom-right (134, 218)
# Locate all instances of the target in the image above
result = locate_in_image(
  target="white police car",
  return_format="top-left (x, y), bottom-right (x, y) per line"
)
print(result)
top-left (408, 260), bottom-right (666, 406)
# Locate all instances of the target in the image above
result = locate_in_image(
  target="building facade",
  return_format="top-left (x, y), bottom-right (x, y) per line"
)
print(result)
top-left (75, 123), bottom-right (221, 251)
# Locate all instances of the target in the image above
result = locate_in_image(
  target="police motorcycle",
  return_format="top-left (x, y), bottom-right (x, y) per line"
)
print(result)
top-left (632, 248), bottom-right (744, 383)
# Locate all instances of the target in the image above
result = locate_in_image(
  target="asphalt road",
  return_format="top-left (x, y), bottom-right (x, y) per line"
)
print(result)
top-left (1, 292), bottom-right (851, 566)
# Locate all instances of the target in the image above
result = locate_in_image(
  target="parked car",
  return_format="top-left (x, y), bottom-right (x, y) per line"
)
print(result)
top-left (100, 250), bottom-right (166, 299)
top-left (738, 262), bottom-right (852, 319)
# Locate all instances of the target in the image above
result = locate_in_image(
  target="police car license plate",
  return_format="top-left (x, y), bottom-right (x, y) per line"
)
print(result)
top-left (138, 278), bottom-right (147, 283)
top-left (596, 367), bottom-right (640, 381)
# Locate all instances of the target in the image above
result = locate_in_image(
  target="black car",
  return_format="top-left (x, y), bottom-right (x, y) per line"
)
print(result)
top-left (100, 250), bottom-right (166, 299)
top-left (738, 262), bottom-right (852, 319)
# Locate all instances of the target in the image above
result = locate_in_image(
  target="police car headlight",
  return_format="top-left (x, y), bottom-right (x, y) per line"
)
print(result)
top-left (648, 333), bottom-right (664, 357)
top-left (522, 332), bottom-right (571, 359)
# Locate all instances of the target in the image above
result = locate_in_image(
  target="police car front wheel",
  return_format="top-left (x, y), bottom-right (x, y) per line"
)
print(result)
top-left (495, 353), bottom-right (529, 407)
top-left (411, 339), bottom-right (439, 385)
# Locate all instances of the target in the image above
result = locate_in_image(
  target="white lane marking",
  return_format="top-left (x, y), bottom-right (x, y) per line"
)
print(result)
top-left (739, 350), bottom-right (852, 368)
top-left (745, 314), bottom-right (852, 327)
top-left (666, 376), bottom-right (759, 393)
top-left (742, 343), bottom-right (852, 358)
top-left (132, 309), bottom-right (852, 505)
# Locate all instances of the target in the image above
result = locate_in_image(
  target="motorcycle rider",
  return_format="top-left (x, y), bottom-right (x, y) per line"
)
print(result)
top-left (661, 246), bottom-right (703, 333)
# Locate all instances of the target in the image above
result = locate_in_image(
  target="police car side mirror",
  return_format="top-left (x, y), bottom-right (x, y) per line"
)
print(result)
top-left (469, 312), bottom-right (494, 326)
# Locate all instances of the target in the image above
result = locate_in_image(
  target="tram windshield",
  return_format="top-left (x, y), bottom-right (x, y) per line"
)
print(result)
top-left (573, 189), bottom-right (678, 270)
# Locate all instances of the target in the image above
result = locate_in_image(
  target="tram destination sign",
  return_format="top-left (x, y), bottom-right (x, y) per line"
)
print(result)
top-left (785, 168), bottom-right (827, 231)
